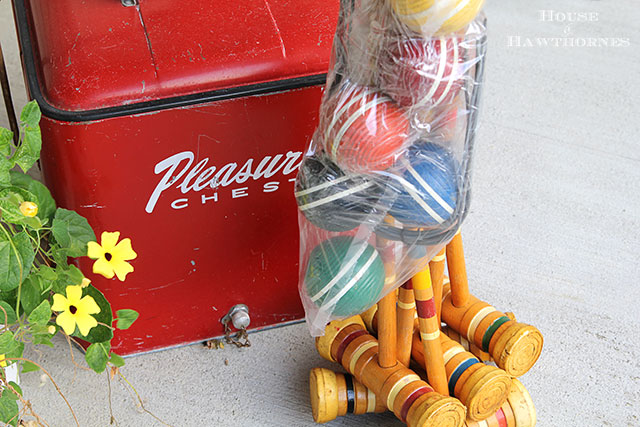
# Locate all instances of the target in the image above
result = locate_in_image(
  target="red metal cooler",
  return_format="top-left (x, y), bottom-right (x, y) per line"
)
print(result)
top-left (12, 0), bottom-right (339, 355)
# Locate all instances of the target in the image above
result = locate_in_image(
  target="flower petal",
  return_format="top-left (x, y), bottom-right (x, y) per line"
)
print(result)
top-left (51, 294), bottom-right (69, 312)
top-left (78, 295), bottom-right (101, 315)
top-left (87, 241), bottom-right (104, 260)
top-left (93, 257), bottom-right (115, 279)
top-left (101, 231), bottom-right (121, 251)
top-left (75, 312), bottom-right (98, 336)
top-left (112, 259), bottom-right (134, 281)
top-left (113, 238), bottom-right (137, 261)
top-left (65, 285), bottom-right (83, 304)
top-left (56, 311), bottom-right (77, 335)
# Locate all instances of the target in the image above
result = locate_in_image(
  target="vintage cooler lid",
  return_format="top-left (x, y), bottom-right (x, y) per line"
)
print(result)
top-left (14, 0), bottom-right (339, 121)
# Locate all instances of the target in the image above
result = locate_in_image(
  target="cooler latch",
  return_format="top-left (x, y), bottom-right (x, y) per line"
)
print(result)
top-left (220, 305), bottom-right (251, 348)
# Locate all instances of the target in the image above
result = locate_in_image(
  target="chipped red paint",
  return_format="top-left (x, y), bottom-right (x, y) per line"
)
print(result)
top-left (20, 0), bottom-right (338, 112)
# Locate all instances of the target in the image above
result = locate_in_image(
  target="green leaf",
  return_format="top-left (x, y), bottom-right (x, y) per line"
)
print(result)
top-left (0, 243), bottom-right (20, 292)
top-left (32, 333), bottom-right (54, 347)
top-left (0, 187), bottom-right (38, 224)
top-left (7, 382), bottom-right (21, 398)
top-left (74, 285), bottom-right (113, 343)
top-left (38, 265), bottom-right (58, 282)
top-left (36, 265), bottom-right (58, 295)
top-left (9, 171), bottom-right (56, 222)
top-left (0, 391), bottom-right (19, 427)
top-left (51, 245), bottom-right (70, 268)
top-left (0, 127), bottom-right (14, 186)
top-left (0, 331), bottom-right (17, 354)
top-left (2, 388), bottom-right (18, 401)
top-left (109, 352), bottom-right (125, 368)
top-left (21, 215), bottom-right (42, 229)
top-left (20, 101), bottom-right (41, 128)
top-left (12, 125), bottom-right (41, 173)
top-left (0, 290), bottom-right (16, 314)
top-left (20, 360), bottom-right (40, 373)
top-left (0, 331), bottom-right (23, 360)
top-left (27, 299), bottom-right (51, 326)
top-left (27, 322), bottom-right (56, 346)
top-left (63, 264), bottom-right (84, 285)
top-left (0, 128), bottom-right (12, 155)
top-left (29, 324), bottom-right (51, 335)
top-left (0, 157), bottom-right (13, 187)
top-left (51, 208), bottom-right (95, 257)
top-left (3, 392), bottom-right (18, 401)
top-left (53, 264), bottom-right (84, 294)
top-left (19, 275), bottom-right (41, 315)
top-left (85, 341), bottom-right (110, 373)
top-left (0, 231), bottom-right (36, 291)
top-left (0, 302), bottom-right (17, 324)
top-left (115, 309), bottom-right (139, 330)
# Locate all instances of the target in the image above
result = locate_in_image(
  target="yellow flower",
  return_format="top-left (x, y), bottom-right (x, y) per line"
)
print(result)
top-left (81, 277), bottom-right (91, 288)
top-left (48, 325), bottom-right (56, 334)
top-left (0, 354), bottom-right (6, 368)
top-left (19, 201), bottom-right (38, 217)
top-left (52, 285), bottom-right (100, 336)
top-left (87, 231), bottom-right (137, 281)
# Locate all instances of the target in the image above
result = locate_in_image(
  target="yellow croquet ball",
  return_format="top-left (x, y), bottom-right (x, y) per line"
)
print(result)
top-left (390, 0), bottom-right (485, 35)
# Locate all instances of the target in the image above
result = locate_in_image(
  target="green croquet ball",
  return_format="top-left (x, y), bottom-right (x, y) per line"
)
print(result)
top-left (305, 236), bottom-right (385, 317)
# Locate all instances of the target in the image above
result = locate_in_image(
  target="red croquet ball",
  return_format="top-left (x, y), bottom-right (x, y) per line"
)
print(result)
top-left (323, 84), bottom-right (409, 173)
top-left (379, 35), bottom-right (464, 109)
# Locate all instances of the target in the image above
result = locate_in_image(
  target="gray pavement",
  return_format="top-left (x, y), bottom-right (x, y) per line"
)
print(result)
top-left (1, 0), bottom-right (639, 426)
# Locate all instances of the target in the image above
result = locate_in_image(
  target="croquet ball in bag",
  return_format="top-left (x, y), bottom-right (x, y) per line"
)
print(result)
top-left (390, 0), bottom-right (484, 35)
top-left (379, 35), bottom-right (464, 109)
top-left (323, 83), bottom-right (409, 173)
top-left (412, 96), bottom-right (462, 141)
top-left (407, 245), bottom-right (428, 259)
top-left (305, 236), bottom-right (385, 317)
top-left (389, 142), bottom-right (458, 227)
top-left (295, 155), bottom-right (383, 232)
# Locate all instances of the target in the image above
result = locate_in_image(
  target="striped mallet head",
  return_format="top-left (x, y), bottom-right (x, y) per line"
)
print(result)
top-left (304, 236), bottom-right (385, 317)
top-left (309, 368), bottom-right (387, 423)
top-left (322, 83), bottom-right (409, 173)
top-left (464, 378), bottom-right (536, 427)
top-left (441, 284), bottom-right (544, 377)
top-left (388, 141), bottom-right (458, 227)
top-left (410, 332), bottom-right (512, 421)
top-left (295, 154), bottom-right (384, 232)
top-left (379, 35), bottom-right (464, 109)
top-left (389, 0), bottom-right (485, 36)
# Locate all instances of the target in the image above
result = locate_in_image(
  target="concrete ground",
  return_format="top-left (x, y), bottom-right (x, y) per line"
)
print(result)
top-left (1, 0), bottom-right (639, 426)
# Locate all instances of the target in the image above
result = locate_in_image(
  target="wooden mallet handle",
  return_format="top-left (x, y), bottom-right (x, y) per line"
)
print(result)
top-left (446, 231), bottom-right (470, 307)
top-left (429, 248), bottom-right (447, 323)
top-left (396, 281), bottom-right (416, 367)
top-left (412, 267), bottom-right (448, 396)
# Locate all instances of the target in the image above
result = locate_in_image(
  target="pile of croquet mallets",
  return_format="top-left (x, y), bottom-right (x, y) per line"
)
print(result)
top-left (309, 232), bottom-right (543, 426)
top-left (296, 0), bottom-right (488, 334)
top-left (294, 1), bottom-right (544, 425)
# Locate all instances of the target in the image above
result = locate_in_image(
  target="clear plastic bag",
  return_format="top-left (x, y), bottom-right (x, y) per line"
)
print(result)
top-left (295, 0), bottom-right (487, 336)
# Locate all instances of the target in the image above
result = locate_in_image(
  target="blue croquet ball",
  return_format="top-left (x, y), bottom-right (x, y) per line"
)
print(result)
top-left (305, 236), bottom-right (385, 317)
top-left (388, 142), bottom-right (458, 227)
